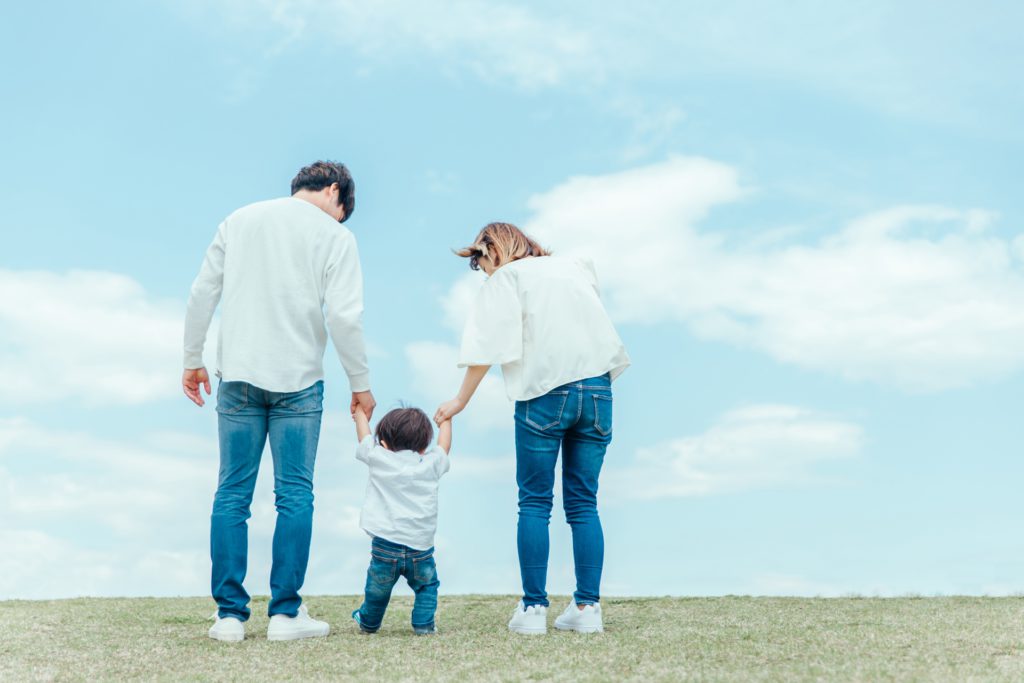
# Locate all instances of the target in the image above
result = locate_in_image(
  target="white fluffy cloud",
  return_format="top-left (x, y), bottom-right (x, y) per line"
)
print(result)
top-left (522, 157), bottom-right (1024, 391)
top-left (0, 269), bottom-right (205, 405)
top-left (605, 404), bottom-right (862, 501)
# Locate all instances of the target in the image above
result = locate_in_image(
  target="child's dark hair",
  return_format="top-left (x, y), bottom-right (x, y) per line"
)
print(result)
top-left (375, 406), bottom-right (433, 453)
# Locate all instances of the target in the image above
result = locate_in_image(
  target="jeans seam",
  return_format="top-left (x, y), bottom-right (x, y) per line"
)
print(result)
top-left (593, 394), bottom-right (612, 436)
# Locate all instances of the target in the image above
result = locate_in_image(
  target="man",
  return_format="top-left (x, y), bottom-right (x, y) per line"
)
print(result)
top-left (182, 160), bottom-right (376, 642)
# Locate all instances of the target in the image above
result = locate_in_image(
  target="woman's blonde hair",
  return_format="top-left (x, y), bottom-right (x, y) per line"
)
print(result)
top-left (455, 222), bottom-right (551, 271)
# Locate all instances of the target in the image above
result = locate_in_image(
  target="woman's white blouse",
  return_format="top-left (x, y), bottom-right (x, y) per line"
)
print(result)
top-left (458, 256), bottom-right (630, 401)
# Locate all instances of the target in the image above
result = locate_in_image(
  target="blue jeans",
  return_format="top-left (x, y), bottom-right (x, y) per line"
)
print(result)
top-left (355, 537), bottom-right (440, 633)
top-left (515, 373), bottom-right (612, 608)
top-left (210, 380), bottom-right (323, 621)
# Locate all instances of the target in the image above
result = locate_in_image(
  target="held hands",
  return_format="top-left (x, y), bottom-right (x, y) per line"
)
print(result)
top-left (433, 397), bottom-right (465, 425)
top-left (182, 368), bottom-right (211, 407)
top-left (352, 401), bottom-right (372, 441)
top-left (351, 390), bottom-right (377, 420)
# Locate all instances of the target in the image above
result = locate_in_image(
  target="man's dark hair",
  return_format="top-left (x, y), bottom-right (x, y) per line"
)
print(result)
top-left (291, 160), bottom-right (355, 223)
top-left (375, 406), bottom-right (434, 453)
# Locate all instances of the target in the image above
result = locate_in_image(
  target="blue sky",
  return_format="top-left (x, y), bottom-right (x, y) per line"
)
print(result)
top-left (1, 0), bottom-right (1023, 600)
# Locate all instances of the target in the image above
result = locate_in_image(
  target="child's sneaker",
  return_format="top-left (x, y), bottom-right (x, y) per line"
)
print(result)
top-left (553, 599), bottom-right (603, 633)
top-left (508, 600), bottom-right (547, 635)
top-left (351, 609), bottom-right (377, 634)
top-left (267, 604), bottom-right (330, 641)
top-left (208, 613), bottom-right (245, 642)
top-left (413, 622), bottom-right (437, 635)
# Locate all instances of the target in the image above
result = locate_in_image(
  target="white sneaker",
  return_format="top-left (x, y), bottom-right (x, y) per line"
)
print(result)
top-left (554, 599), bottom-right (603, 633)
top-left (508, 601), bottom-right (547, 635)
top-left (267, 604), bottom-right (330, 641)
top-left (208, 614), bottom-right (245, 642)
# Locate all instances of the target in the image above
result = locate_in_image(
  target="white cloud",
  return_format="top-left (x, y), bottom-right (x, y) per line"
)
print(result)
top-left (605, 404), bottom-right (862, 501)
top-left (195, 0), bottom-right (599, 90)
top-left (183, 2), bottom-right (1023, 131)
top-left (0, 413), bottom-right (381, 599)
top-left (0, 269), bottom-right (207, 405)
top-left (523, 157), bottom-right (1024, 391)
top-left (0, 417), bottom-right (214, 534)
top-left (0, 417), bottom-right (217, 598)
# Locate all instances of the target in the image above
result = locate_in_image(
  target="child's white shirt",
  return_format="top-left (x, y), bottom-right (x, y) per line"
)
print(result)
top-left (356, 435), bottom-right (450, 550)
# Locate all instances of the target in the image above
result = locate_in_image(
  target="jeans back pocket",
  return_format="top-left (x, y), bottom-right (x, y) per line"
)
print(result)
top-left (278, 381), bottom-right (324, 414)
top-left (216, 381), bottom-right (248, 415)
top-left (412, 556), bottom-right (437, 585)
top-left (369, 554), bottom-right (399, 584)
top-left (523, 390), bottom-right (570, 431)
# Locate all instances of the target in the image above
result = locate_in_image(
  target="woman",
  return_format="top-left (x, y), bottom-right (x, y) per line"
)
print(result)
top-left (434, 222), bottom-right (630, 634)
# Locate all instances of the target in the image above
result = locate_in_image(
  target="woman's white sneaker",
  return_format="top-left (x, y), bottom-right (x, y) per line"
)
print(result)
top-left (267, 604), bottom-right (330, 641)
top-left (508, 601), bottom-right (547, 635)
top-left (208, 614), bottom-right (245, 642)
top-left (554, 599), bottom-right (603, 633)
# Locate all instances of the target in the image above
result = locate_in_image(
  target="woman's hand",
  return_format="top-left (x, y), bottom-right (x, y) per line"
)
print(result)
top-left (434, 397), bottom-right (466, 425)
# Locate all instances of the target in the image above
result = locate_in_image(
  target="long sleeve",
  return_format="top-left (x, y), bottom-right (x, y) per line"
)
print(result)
top-left (324, 232), bottom-right (370, 392)
top-left (183, 223), bottom-right (226, 369)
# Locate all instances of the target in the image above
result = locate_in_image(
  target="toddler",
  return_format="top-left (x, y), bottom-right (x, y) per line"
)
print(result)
top-left (351, 405), bottom-right (451, 634)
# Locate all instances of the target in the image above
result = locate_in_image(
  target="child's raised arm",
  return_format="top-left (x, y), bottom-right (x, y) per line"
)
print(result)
top-left (353, 406), bottom-right (372, 442)
top-left (437, 419), bottom-right (452, 455)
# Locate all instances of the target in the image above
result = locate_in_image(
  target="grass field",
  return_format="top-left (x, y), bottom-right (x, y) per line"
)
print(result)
top-left (2, 595), bottom-right (1024, 681)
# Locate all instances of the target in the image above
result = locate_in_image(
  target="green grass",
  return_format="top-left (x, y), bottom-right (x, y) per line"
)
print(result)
top-left (2, 596), bottom-right (1024, 681)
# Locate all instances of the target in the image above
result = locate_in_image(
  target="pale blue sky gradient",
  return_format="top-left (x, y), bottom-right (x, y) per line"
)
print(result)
top-left (1, 1), bottom-right (1022, 599)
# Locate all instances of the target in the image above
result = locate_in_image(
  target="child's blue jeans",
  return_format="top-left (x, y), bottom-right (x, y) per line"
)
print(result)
top-left (355, 537), bottom-right (439, 632)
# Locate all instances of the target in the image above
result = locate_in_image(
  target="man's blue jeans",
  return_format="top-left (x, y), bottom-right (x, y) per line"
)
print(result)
top-left (514, 373), bottom-right (612, 608)
top-left (211, 380), bottom-right (323, 621)
top-left (354, 537), bottom-right (440, 632)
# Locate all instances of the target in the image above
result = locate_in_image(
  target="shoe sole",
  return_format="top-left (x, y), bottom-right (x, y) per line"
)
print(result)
top-left (208, 631), bottom-right (244, 642)
top-left (267, 627), bottom-right (330, 641)
top-left (554, 622), bottom-right (603, 633)
top-left (508, 625), bottom-right (548, 635)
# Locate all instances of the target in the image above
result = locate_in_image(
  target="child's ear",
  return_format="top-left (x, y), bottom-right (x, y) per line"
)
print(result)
top-left (380, 440), bottom-right (389, 449)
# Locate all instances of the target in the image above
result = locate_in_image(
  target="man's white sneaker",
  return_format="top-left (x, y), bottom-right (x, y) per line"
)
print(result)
top-left (208, 614), bottom-right (245, 642)
top-left (553, 599), bottom-right (603, 633)
top-left (508, 601), bottom-right (547, 635)
top-left (267, 604), bottom-right (330, 641)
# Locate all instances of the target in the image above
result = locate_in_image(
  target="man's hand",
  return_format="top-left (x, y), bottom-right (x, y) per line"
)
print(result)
top-left (434, 397), bottom-right (465, 425)
top-left (182, 367), bottom-right (211, 407)
top-left (351, 390), bottom-right (376, 420)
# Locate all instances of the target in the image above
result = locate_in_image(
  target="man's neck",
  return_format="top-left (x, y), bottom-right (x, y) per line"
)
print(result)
top-left (292, 189), bottom-right (328, 213)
